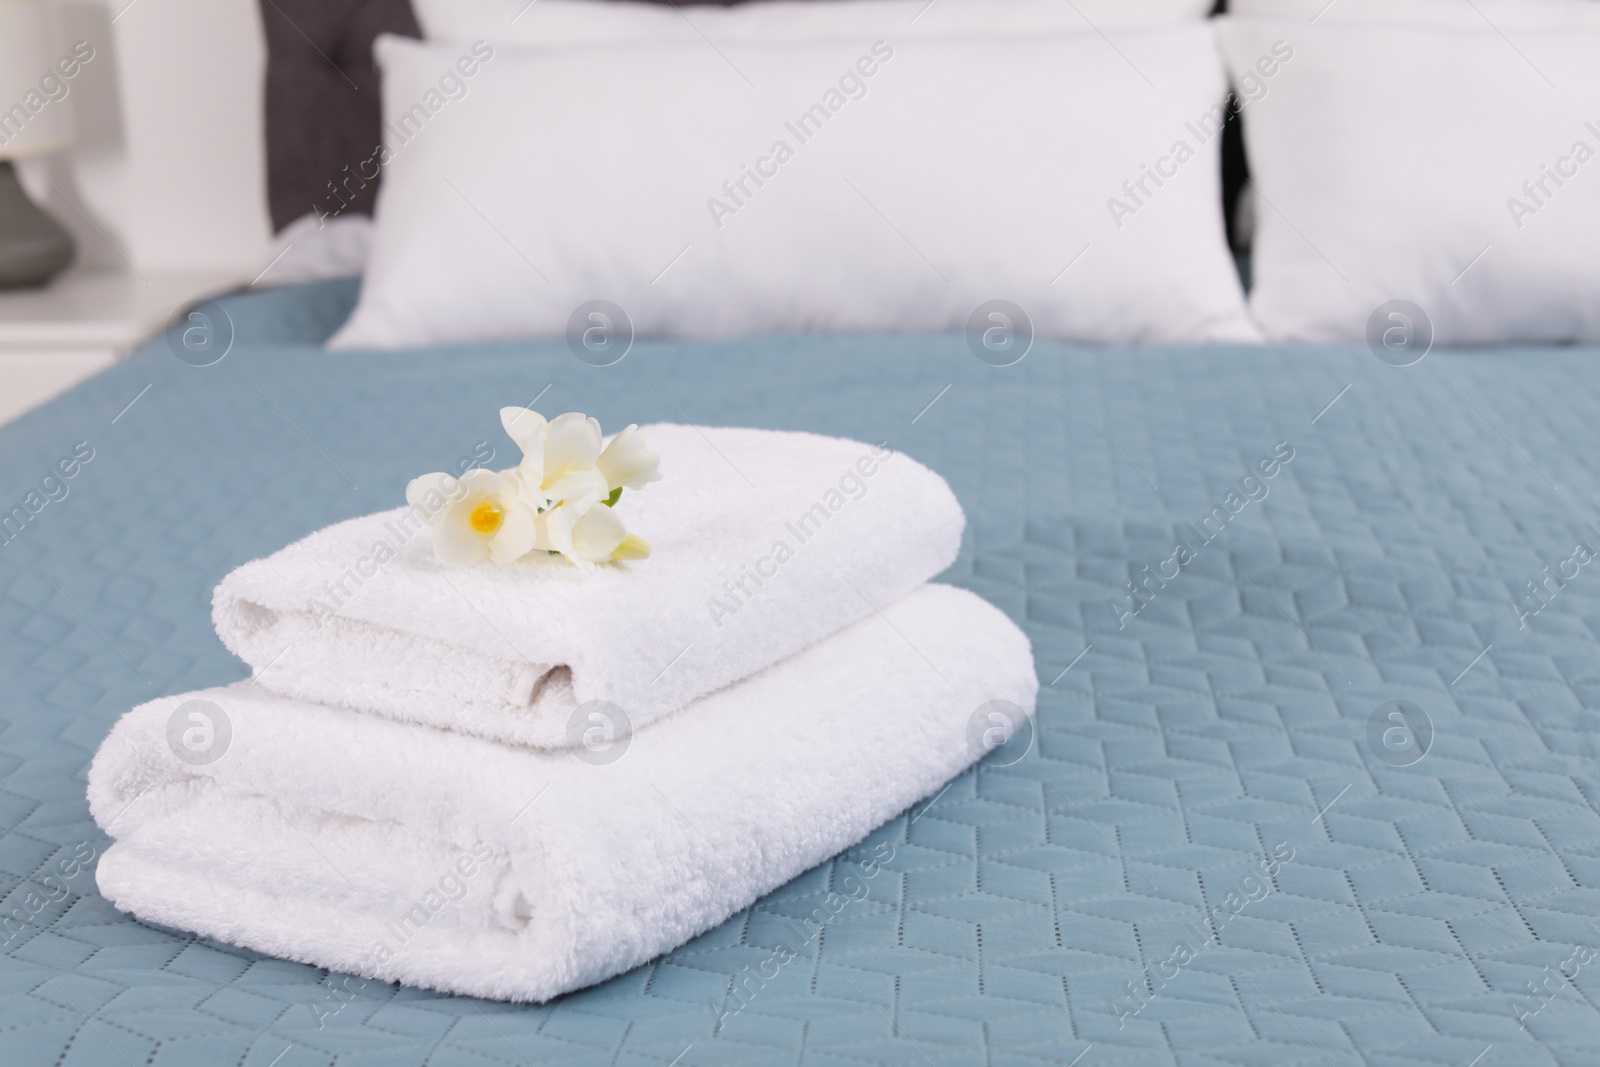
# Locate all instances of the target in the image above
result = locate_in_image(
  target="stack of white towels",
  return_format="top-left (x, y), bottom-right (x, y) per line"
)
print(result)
top-left (87, 424), bottom-right (1037, 1002)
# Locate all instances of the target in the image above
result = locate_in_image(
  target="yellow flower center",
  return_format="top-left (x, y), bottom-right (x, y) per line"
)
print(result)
top-left (468, 498), bottom-right (504, 535)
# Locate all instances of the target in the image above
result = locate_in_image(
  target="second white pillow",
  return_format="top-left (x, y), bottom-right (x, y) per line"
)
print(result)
top-left (1221, 15), bottom-right (1600, 344)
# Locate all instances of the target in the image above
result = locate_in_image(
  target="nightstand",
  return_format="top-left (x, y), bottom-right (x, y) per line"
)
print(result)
top-left (0, 268), bottom-right (244, 426)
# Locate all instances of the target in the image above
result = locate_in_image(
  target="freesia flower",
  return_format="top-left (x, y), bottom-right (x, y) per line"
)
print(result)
top-left (535, 500), bottom-right (650, 569)
top-left (499, 408), bottom-right (609, 511)
top-left (409, 408), bottom-right (657, 569)
top-left (406, 469), bottom-right (537, 566)
top-left (597, 424), bottom-right (662, 494)
top-left (535, 502), bottom-right (621, 571)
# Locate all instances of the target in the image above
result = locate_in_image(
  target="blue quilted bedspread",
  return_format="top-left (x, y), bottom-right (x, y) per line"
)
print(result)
top-left (5, 279), bottom-right (1600, 1066)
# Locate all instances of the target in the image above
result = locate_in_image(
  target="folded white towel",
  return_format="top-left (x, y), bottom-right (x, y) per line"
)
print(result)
top-left (89, 584), bottom-right (1035, 1002)
top-left (212, 425), bottom-right (963, 746)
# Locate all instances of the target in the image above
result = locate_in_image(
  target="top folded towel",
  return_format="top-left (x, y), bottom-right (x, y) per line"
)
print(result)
top-left (213, 425), bottom-right (964, 746)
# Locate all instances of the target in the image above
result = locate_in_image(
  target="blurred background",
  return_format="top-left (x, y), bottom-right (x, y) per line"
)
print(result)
top-left (0, 0), bottom-right (267, 424)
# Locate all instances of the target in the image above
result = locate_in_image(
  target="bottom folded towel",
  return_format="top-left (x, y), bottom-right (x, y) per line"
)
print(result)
top-left (87, 584), bottom-right (1037, 1002)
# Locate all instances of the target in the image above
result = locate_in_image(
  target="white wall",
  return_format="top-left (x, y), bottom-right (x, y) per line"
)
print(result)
top-left (18, 0), bottom-right (272, 276)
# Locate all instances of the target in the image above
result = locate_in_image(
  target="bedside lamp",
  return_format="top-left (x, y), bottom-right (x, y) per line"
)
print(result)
top-left (0, 0), bottom-right (77, 288)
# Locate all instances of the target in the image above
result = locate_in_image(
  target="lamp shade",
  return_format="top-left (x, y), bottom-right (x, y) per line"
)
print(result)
top-left (0, 0), bottom-right (76, 160)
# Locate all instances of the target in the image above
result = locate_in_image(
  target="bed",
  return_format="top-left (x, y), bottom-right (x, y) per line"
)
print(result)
top-left (10, 0), bottom-right (1600, 1059)
top-left (3, 273), bottom-right (1599, 1064)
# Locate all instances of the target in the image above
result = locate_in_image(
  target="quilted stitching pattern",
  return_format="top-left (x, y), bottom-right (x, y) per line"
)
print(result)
top-left (4, 280), bottom-right (1600, 1065)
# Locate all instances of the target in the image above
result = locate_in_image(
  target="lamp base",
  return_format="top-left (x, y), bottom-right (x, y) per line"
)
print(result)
top-left (0, 160), bottom-right (76, 289)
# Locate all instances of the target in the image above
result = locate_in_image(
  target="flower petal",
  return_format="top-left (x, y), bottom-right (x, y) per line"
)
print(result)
top-left (541, 412), bottom-right (603, 490)
top-left (457, 467), bottom-right (516, 498)
top-left (506, 460), bottom-right (543, 510)
top-left (597, 425), bottom-right (662, 492)
top-left (432, 506), bottom-right (488, 566)
top-left (405, 472), bottom-right (459, 523)
top-left (499, 407), bottom-right (547, 454)
top-left (610, 531), bottom-right (651, 561)
top-left (570, 505), bottom-right (628, 562)
top-left (541, 467), bottom-right (608, 510)
top-left (535, 506), bottom-right (590, 571)
top-left (487, 501), bottom-right (538, 563)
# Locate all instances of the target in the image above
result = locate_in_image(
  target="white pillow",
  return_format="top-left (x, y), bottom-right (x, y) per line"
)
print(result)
top-left (330, 31), bottom-right (1255, 349)
top-left (415, 0), bottom-right (1215, 47)
top-left (1218, 16), bottom-right (1600, 344)
top-left (1229, 0), bottom-right (1600, 28)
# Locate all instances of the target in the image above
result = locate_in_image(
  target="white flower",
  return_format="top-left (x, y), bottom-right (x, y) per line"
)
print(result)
top-left (533, 502), bottom-right (648, 569)
top-left (406, 469), bottom-right (537, 567)
top-left (499, 408), bottom-right (609, 511)
top-left (597, 424), bottom-right (662, 493)
top-left (533, 502), bottom-right (621, 571)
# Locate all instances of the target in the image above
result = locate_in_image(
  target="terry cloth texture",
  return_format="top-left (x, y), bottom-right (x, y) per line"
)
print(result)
top-left (212, 424), bottom-right (963, 746)
top-left (89, 584), bottom-right (1037, 1002)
